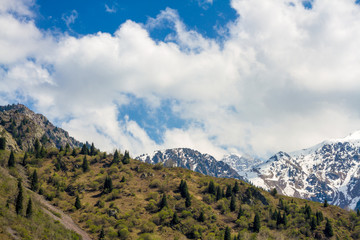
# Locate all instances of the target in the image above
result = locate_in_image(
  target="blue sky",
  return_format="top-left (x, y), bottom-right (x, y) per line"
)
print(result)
top-left (2, 0), bottom-right (360, 159)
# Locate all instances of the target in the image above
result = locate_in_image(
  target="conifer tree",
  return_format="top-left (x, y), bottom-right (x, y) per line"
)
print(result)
top-left (22, 152), bottom-right (28, 166)
top-left (80, 144), bottom-right (88, 155)
top-left (224, 226), bottom-right (231, 240)
top-left (8, 150), bottom-right (15, 167)
top-left (159, 193), bottom-right (168, 209)
top-left (82, 156), bottom-right (89, 172)
top-left (171, 212), bottom-right (180, 225)
top-left (316, 211), bottom-right (324, 225)
top-left (90, 142), bottom-right (96, 156)
top-left (122, 150), bottom-right (130, 164)
top-left (120, 176), bottom-right (126, 182)
top-left (0, 137), bottom-right (5, 150)
top-left (357, 209), bottom-right (360, 217)
top-left (103, 176), bottom-right (113, 193)
top-left (113, 150), bottom-right (120, 164)
top-left (15, 179), bottom-right (23, 215)
top-left (72, 148), bottom-right (77, 157)
top-left (233, 181), bottom-right (239, 194)
top-left (65, 143), bottom-right (70, 154)
top-left (310, 216), bottom-right (317, 231)
top-left (179, 180), bottom-right (189, 198)
top-left (99, 227), bottom-right (105, 240)
top-left (216, 186), bottom-right (222, 201)
top-left (30, 170), bottom-right (39, 192)
top-left (282, 212), bottom-right (287, 226)
top-left (230, 195), bottom-right (236, 212)
top-left (75, 196), bottom-right (81, 209)
top-left (198, 211), bottom-right (205, 222)
top-left (208, 180), bottom-right (216, 195)
top-left (237, 205), bottom-right (244, 219)
top-left (226, 185), bottom-right (233, 198)
top-left (185, 194), bottom-right (191, 208)
top-left (26, 198), bottom-right (32, 218)
top-left (324, 219), bottom-right (334, 237)
top-left (324, 199), bottom-right (329, 207)
top-left (34, 139), bottom-right (40, 153)
top-left (253, 212), bottom-right (260, 232)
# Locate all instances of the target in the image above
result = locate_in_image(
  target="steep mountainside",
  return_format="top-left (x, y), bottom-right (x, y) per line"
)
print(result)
top-left (221, 153), bottom-right (263, 175)
top-left (136, 148), bottom-right (243, 180)
top-left (0, 104), bottom-right (81, 151)
top-left (246, 131), bottom-right (360, 209)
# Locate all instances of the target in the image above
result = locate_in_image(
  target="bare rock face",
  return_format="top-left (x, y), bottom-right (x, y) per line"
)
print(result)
top-left (137, 148), bottom-right (244, 180)
top-left (0, 104), bottom-right (81, 151)
top-left (0, 125), bottom-right (20, 151)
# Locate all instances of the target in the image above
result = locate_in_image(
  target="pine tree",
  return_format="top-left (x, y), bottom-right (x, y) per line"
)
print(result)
top-left (159, 193), bottom-right (168, 209)
top-left (34, 139), bottom-right (40, 153)
top-left (0, 137), bottom-right (5, 150)
top-left (90, 143), bottom-right (96, 156)
top-left (270, 188), bottom-right (277, 197)
top-left (324, 219), bottom-right (334, 237)
top-left (226, 185), bottom-right (233, 198)
top-left (253, 212), bottom-right (260, 232)
top-left (282, 212), bottom-right (287, 226)
top-left (224, 226), bottom-right (231, 240)
top-left (230, 195), bottom-right (236, 212)
top-left (15, 179), bottom-right (23, 215)
top-left (233, 182), bottom-right (239, 194)
top-left (26, 198), bottom-right (33, 218)
top-left (82, 156), bottom-right (89, 172)
top-left (316, 211), bottom-right (324, 225)
top-left (22, 152), bottom-right (28, 166)
top-left (113, 150), bottom-right (120, 164)
top-left (179, 180), bottom-right (189, 198)
top-left (65, 143), bottom-right (70, 154)
top-left (237, 205), bottom-right (244, 219)
top-left (103, 176), bottom-right (113, 193)
top-left (75, 196), bottom-right (81, 209)
top-left (99, 227), bottom-right (105, 240)
top-left (185, 194), bottom-right (191, 208)
top-left (122, 150), bottom-right (130, 164)
top-left (171, 212), bottom-right (180, 225)
top-left (72, 148), bottom-right (77, 157)
top-left (310, 216), bottom-right (317, 231)
top-left (30, 170), bottom-right (39, 192)
top-left (216, 186), bottom-right (222, 201)
top-left (208, 180), bottom-right (216, 195)
top-left (80, 144), bottom-right (88, 155)
top-left (8, 150), bottom-right (15, 167)
top-left (324, 199), bottom-right (329, 208)
top-left (198, 211), bottom-right (205, 222)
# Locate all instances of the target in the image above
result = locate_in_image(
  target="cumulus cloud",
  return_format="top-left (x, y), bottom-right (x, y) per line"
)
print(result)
top-left (62, 9), bottom-right (78, 31)
top-left (2, 0), bottom-right (360, 159)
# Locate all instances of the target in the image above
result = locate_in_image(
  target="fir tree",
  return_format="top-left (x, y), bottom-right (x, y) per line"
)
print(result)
top-left (198, 211), bottom-right (205, 222)
top-left (216, 186), bottom-right (222, 201)
top-left (72, 148), bottom-right (77, 157)
top-left (185, 194), bottom-right (191, 208)
top-left (113, 150), bottom-right (120, 164)
top-left (232, 181), bottom-right (239, 194)
top-left (65, 143), bottom-right (70, 154)
top-left (0, 137), bottom-right (5, 150)
top-left (26, 198), bottom-right (33, 218)
top-left (316, 211), bottom-right (324, 225)
top-left (159, 193), bottom-right (168, 209)
top-left (324, 199), bottom-right (329, 208)
top-left (226, 185), bottom-right (233, 198)
top-left (30, 170), bottom-right (39, 192)
top-left (171, 212), bottom-right (180, 225)
top-left (304, 204), bottom-right (312, 219)
top-left (237, 205), bottom-right (244, 219)
top-left (8, 150), bottom-right (15, 167)
top-left (22, 152), bottom-right (28, 166)
top-left (310, 216), bottom-right (317, 231)
top-left (103, 176), bottom-right (113, 193)
top-left (82, 156), bottom-right (89, 172)
top-left (80, 144), bottom-right (88, 155)
top-left (90, 142), bottom-right (96, 156)
top-left (324, 219), bottom-right (334, 237)
top-left (15, 179), bottom-right (23, 215)
top-left (270, 188), bottom-right (277, 197)
top-left (99, 227), bottom-right (105, 240)
top-left (122, 150), bottom-right (130, 164)
top-left (224, 226), bottom-right (231, 240)
top-left (282, 212), bottom-right (287, 227)
top-left (208, 180), bottom-right (216, 195)
top-left (75, 196), bottom-right (81, 209)
top-left (230, 195), bottom-right (236, 212)
top-left (253, 212), bottom-right (261, 233)
top-left (34, 138), bottom-right (40, 153)
top-left (179, 180), bottom-right (189, 198)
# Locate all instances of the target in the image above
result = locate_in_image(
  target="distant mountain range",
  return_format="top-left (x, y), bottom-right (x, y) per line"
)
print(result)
top-left (0, 104), bottom-right (82, 151)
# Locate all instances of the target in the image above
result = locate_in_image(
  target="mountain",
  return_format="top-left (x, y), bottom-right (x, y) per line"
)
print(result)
top-left (245, 131), bottom-right (360, 209)
top-left (221, 153), bottom-right (263, 175)
top-left (136, 148), bottom-right (243, 180)
top-left (0, 104), bottom-right (81, 151)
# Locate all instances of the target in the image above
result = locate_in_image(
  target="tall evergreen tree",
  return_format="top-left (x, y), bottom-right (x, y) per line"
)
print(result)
top-left (171, 212), bottom-right (180, 225)
top-left (8, 150), bottom-right (15, 167)
top-left (230, 195), bottom-right (236, 212)
top-left (15, 179), bottom-right (23, 215)
top-left (34, 138), bottom-right (40, 153)
top-left (103, 176), bottom-right (113, 193)
top-left (80, 144), bottom-right (88, 155)
top-left (226, 185), bottom-right (233, 198)
top-left (216, 186), bottom-right (223, 201)
top-left (253, 212), bottom-right (260, 233)
top-left (237, 205), bottom-right (244, 219)
top-left (65, 143), bottom-right (70, 154)
top-left (232, 182), bottom-right (239, 194)
top-left (324, 199), bottom-right (329, 208)
top-left (90, 142), bottom-right (96, 156)
top-left (310, 216), bottom-right (317, 231)
top-left (22, 152), bottom-right (28, 166)
top-left (208, 180), bottom-right (216, 195)
top-left (0, 137), bottom-right (6, 150)
top-left (99, 227), bottom-right (105, 240)
top-left (72, 148), bottom-right (77, 157)
top-left (122, 150), bottom-right (130, 164)
top-left (198, 211), bottom-right (205, 222)
top-left (82, 156), bottom-right (89, 172)
top-left (159, 193), bottom-right (168, 209)
top-left (75, 196), bottom-right (81, 209)
top-left (224, 226), bottom-right (231, 240)
top-left (26, 198), bottom-right (33, 218)
top-left (185, 194), bottom-right (191, 208)
top-left (113, 150), bottom-right (120, 164)
top-left (30, 170), bottom-right (39, 192)
top-left (324, 219), bottom-right (334, 237)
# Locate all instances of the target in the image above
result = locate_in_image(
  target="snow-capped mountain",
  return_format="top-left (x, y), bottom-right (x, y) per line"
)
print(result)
top-left (136, 148), bottom-right (243, 180)
top-left (246, 131), bottom-right (360, 209)
top-left (221, 153), bottom-right (263, 176)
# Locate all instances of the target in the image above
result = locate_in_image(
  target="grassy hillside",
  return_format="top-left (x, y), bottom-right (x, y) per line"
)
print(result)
top-left (2, 145), bottom-right (360, 240)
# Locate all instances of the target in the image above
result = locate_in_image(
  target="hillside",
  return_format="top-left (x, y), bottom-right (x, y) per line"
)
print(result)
top-left (0, 104), bottom-right (81, 151)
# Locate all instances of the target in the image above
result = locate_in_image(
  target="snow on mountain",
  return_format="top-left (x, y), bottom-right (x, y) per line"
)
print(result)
top-left (246, 132), bottom-right (360, 209)
top-left (136, 148), bottom-right (243, 180)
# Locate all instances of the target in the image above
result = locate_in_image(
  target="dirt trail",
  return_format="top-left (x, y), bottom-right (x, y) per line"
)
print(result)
top-left (32, 194), bottom-right (92, 240)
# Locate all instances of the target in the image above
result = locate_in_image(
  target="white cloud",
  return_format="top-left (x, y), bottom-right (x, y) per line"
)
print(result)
top-left (105, 4), bottom-right (117, 13)
top-left (2, 0), bottom-right (360, 159)
top-left (62, 10), bottom-right (78, 30)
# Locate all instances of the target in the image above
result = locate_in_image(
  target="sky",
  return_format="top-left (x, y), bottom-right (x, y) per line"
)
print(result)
top-left (1, 0), bottom-right (360, 160)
